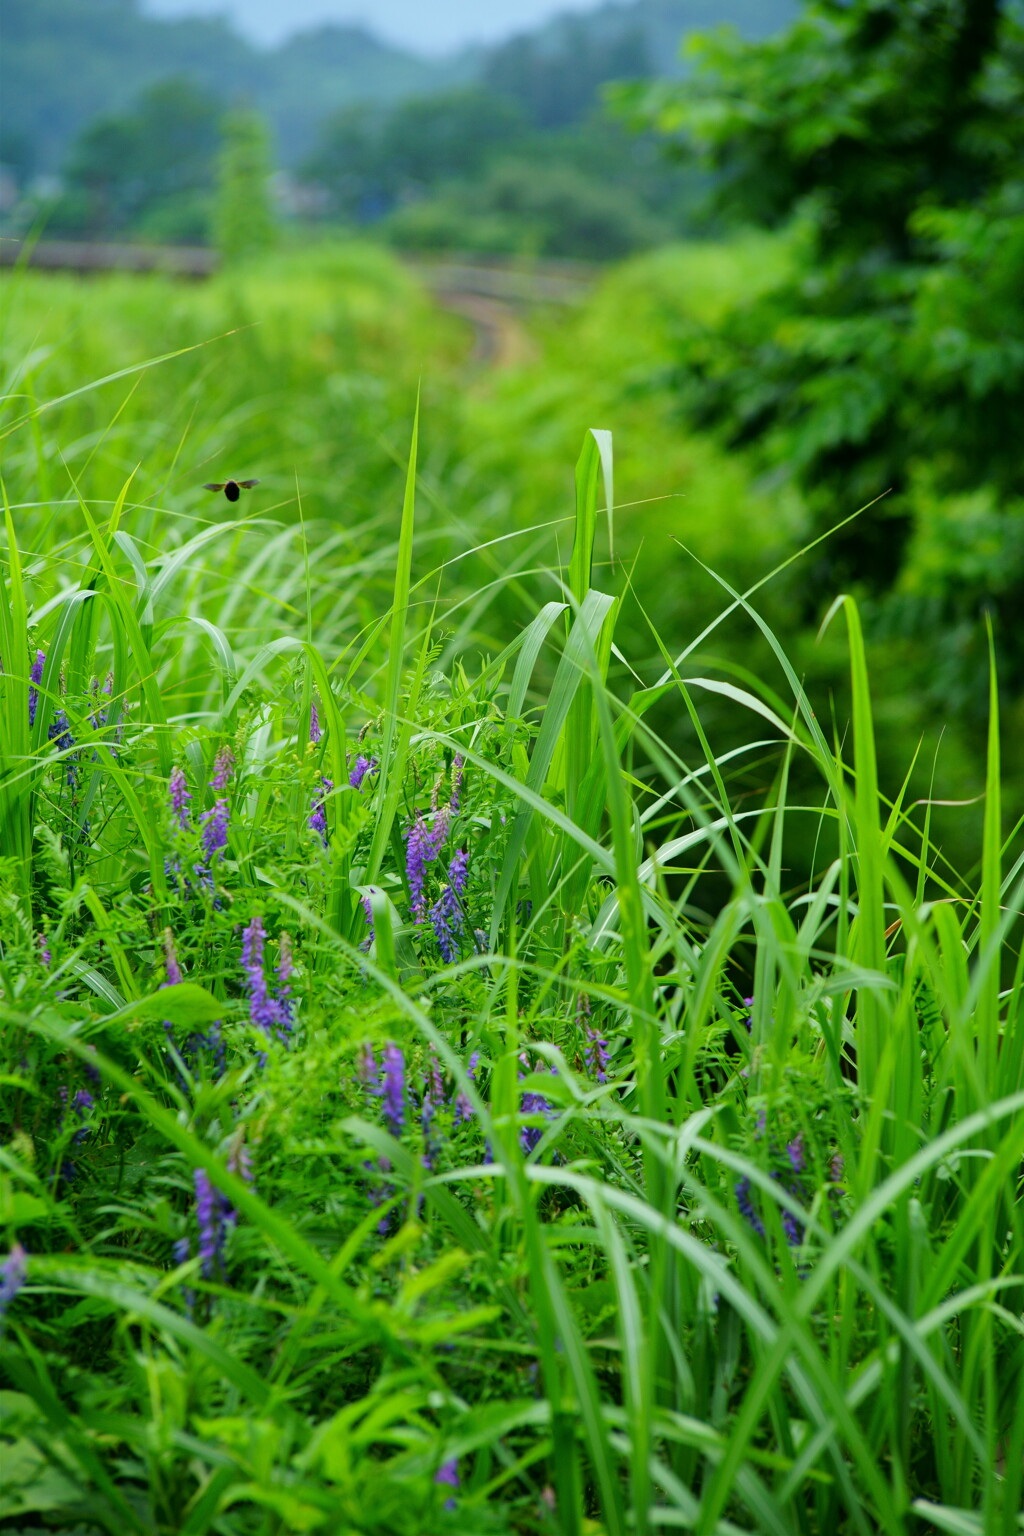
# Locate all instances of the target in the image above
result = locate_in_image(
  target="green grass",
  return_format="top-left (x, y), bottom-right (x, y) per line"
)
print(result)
top-left (1, 247), bottom-right (1023, 1535)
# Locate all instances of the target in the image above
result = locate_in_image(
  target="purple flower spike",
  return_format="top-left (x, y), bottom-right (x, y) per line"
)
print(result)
top-left (309, 699), bottom-right (322, 744)
top-left (381, 1043), bottom-right (405, 1137)
top-left (349, 755), bottom-right (378, 791)
top-left (28, 650), bottom-right (45, 726)
top-left (428, 850), bottom-right (468, 963)
top-left (421, 1091), bottom-right (437, 1170)
top-left (435, 1457), bottom-right (459, 1511)
top-left (169, 767), bottom-right (191, 830)
top-left (200, 797), bottom-right (230, 860)
top-left (163, 929), bottom-right (183, 987)
top-left (453, 1050), bottom-right (479, 1126)
top-left (38, 933), bottom-right (51, 969)
top-left (450, 754), bottom-right (464, 811)
top-left (406, 816), bottom-right (432, 922)
top-left (584, 1026), bottom-right (609, 1084)
top-left (309, 775), bottom-right (332, 847)
top-left (0, 1244), bottom-right (28, 1332)
top-left (735, 1176), bottom-right (765, 1237)
top-left (786, 1134), bottom-right (805, 1175)
top-left (241, 916), bottom-right (282, 1042)
top-left (211, 746), bottom-right (235, 790)
top-left (194, 1168), bottom-right (225, 1278)
top-left (358, 1043), bottom-right (379, 1089)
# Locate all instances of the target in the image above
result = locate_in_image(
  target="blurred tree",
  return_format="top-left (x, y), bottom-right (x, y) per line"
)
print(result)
top-left (215, 108), bottom-right (276, 264)
top-left (483, 18), bottom-right (650, 129)
top-left (621, 0), bottom-right (1024, 699)
top-left (56, 76), bottom-right (220, 238)
top-left (303, 90), bottom-right (527, 221)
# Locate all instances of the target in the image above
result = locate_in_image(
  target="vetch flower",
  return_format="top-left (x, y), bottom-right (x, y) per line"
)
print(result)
top-left (584, 1026), bottom-right (610, 1084)
top-left (450, 754), bottom-right (464, 811)
top-left (405, 812), bottom-right (451, 922)
top-left (0, 1244), bottom-right (28, 1334)
top-left (194, 1168), bottom-right (227, 1278)
top-left (786, 1134), bottom-right (805, 1175)
top-left (453, 1050), bottom-right (479, 1126)
top-left (241, 916), bottom-right (283, 1042)
top-left (200, 797), bottom-right (230, 861)
top-left (381, 1043), bottom-right (406, 1137)
top-left (211, 745), bottom-right (235, 790)
top-left (28, 650), bottom-right (45, 726)
top-left (309, 775), bottom-right (332, 847)
top-left (428, 848), bottom-right (468, 962)
top-left (348, 754), bottom-right (378, 790)
top-left (38, 932), bottom-right (51, 969)
top-left (169, 767), bottom-right (191, 830)
top-left (519, 1059), bottom-right (554, 1157)
top-left (735, 1176), bottom-right (765, 1237)
top-left (309, 699), bottom-right (322, 744)
top-left (435, 1457), bottom-right (459, 1512)
top-left (358, 1043), bottom-right (379, 1089)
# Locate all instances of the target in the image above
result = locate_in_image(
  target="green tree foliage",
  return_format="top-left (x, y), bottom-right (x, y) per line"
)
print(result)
top-left (482, 18), bottom-right (650, 129)
top-left (54, 77), bottom-right (220, 240)
top-left (624, 0), bottom-right (1024, 700)
top-left (215, 109), bottom-right (276, 265)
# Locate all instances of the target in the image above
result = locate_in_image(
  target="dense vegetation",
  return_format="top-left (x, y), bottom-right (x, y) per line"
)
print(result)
top-left (1, 236), bottom-right (1023, 1535)
top-left (621, 0), bottom-right (1024, 703)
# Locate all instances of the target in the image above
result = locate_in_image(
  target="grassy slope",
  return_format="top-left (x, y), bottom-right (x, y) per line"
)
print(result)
top-left (1, 239), bottom-right (1020, 1533)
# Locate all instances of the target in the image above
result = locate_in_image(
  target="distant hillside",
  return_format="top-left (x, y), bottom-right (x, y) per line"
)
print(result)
top-left (0, 0), bottom-right (457, 171)
top-left (0, 0), bottom-right (797, 175)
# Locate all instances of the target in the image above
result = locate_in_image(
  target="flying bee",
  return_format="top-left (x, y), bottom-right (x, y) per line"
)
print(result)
top-left (203, 478), bottom-right (260, 503)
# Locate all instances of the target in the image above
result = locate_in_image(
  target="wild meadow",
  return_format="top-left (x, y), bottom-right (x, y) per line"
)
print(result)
top-left (1, 247), bottom-right (1023, 1536)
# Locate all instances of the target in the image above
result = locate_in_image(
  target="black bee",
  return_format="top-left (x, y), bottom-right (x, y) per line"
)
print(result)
top-left (203, 478), bottom-right (260, 502)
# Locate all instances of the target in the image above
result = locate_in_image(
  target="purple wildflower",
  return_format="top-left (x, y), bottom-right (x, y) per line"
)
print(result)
top-left (163, 929), bottom-right (184, 987)
top-left (435, 1457), bottom-right (459, 1512)
top-left (427, 1053), bottom-right (444, 1102)
top-left (741, 996), bottom-right (754, 1032)
top-left (28, 650), bottom-right (45, 726)
top-left (211, 746), bottom-right (235, 790)
top-left (450, 754), bottom-right (464, 811)
top-left (309, 700), bottom-right (322, 744)
top-left (309, 775), bottom-right (332, 847)
top-left (275, 933), bottom-right (294, 1038)
top-left (830, 1152), bottom-right (845, 1187)
top-left (200, 797), bottom-right (230, 860)
top-left (421, 1091), bottom-right (437, 1171)
top-left (453, 1050), bottom-right (479, 1126)
top-left (0, 1244), bottom-right (28, 1333)
top-left (38, 933), bottom-right (51, 969)
top-left (71, 1090), bottom-right (93, 1146)
top-left (169, 767), bottom-right (191, 830)
top-left (584, 1027), bottom-right (610, 1084)
top-left (781, 1207), bottom-right (804, 1248)
top-left (348, 755), bottom-right (378, 791)
top-left (358, 1043), bottom-right (379, 1089)
top-left (381, 1043), bottom-right (406, 1137)
top-left (735, 1177), bottom-right (765, 1237)
top-left (241, 916), bottom-right (281, 1040)
top-left (786, 1135), bottom-right (805, 1175)
top-left (520, 1060), bottom-right (554, 1157)
top-left (428, 849), bottom-right (468, 962)
top-left (405, 812), bottom-right (451, 922)
top-left (194, 1168), bottom-right (225, 1278)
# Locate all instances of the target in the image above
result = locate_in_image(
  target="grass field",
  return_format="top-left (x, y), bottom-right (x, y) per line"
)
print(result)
top-left (1, 245), bottom-right (1022, 1535)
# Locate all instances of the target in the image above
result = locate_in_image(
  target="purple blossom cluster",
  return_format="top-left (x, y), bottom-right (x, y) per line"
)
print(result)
top-left (193, 1168), bottom-right (233, 1278)
top-left (349, 754), bottom-right (378, 790)
top-left (309, 775), bottom-right (332, 847)
top-left (734, 1122), bottom-right (810, 1250)
top-left (405, 811), bottom-right (452, 921)
top-left (435, 1458), bottom-right (459, 1512)
top-left (240, 916), bottom-right (294, 1049)
top-left (0, 1244), bottom-right (27, 1334)
top-left (28, 649), bottom-right (45, 726)
top-left (584, 1027), bottom-right (610, 1084)
top-left (428, 849), bottom-right (469, 963)
top-left (519, 1055), bottom-right (554, 1157)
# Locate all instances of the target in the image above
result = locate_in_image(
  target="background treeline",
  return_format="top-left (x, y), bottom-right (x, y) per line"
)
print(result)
top-left (0, 0), bottom-right (795, 258)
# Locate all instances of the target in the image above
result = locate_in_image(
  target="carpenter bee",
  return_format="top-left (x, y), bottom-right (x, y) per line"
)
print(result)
top-left (203, 479), bottom-right (260, 502)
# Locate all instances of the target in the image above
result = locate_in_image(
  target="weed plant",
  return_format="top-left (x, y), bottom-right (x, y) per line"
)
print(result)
top-left (1, 290), bottom-right (1023, 1535)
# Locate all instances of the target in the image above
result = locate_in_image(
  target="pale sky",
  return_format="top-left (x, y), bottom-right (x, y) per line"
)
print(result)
top-left (142, 0), bottom-right (606, 53)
